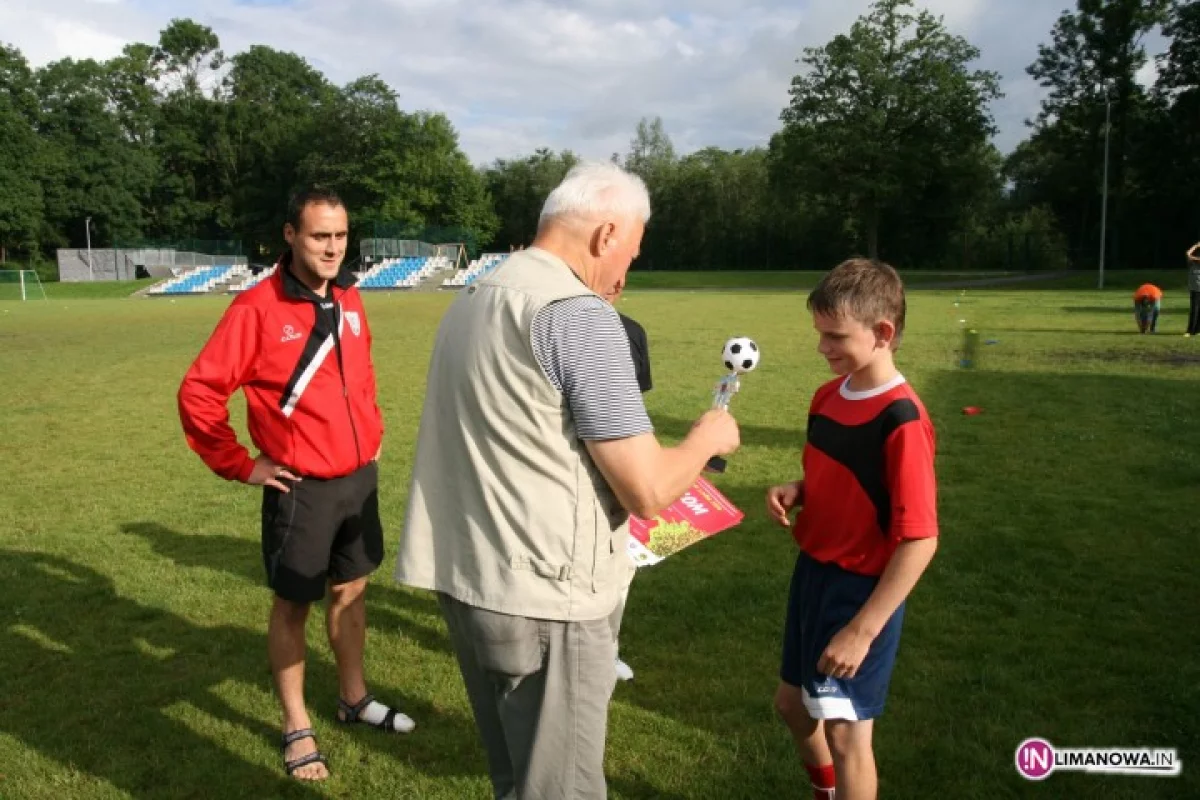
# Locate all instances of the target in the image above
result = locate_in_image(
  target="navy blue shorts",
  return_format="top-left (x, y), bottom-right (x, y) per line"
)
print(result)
top-left (780, 551), bottom-right (905, 720)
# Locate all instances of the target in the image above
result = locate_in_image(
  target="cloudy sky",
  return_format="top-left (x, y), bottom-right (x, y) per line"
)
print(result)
top-left (0, 0), bottom-right (1168, 166)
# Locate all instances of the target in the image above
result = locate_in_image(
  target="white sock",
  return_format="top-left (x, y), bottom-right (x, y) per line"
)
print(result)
top-left (358, 700), bottom-right (415, 733)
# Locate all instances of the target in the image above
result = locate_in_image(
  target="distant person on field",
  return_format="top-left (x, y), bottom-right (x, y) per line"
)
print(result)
top-left (1187, 243), bottom-right (1200, 337)
top-left (178, 188), bottom-right (414, 783)
top-left (1132, 283), bottom-right (1162, 334)
top-left (602, 278), bottom-right (652, 683)
top-left (395, 161), bottom-right (740, 799)
top-left (766, 259), bottom-right (939, 800)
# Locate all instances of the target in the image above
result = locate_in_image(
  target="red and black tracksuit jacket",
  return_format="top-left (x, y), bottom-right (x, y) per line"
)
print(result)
top-left (178, 254), bottom-right (383, 482)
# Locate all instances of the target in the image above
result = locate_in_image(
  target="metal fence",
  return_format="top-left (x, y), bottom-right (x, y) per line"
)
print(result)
top-left (114, 238), bottom-right (245, 257)
top-left (359, 239), bottom-right (465, 272)
top-left (57, 247), bottom-right (249, 282)
top-left (359, 239), bottom-right (443, 259)
top-left (365, 223), bottom-right (484, 257)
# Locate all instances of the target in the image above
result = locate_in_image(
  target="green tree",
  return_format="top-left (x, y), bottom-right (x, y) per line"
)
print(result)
top-left (300, 77), bottom-right (498, 256)
top-left (1015, 0), bottom-right (1169, 268)
top-left (770, 0), bottom-right (1001, 263)
top-left (105, 44), bottom-right (159, 146)
top-left (482, 149), bottom-right (578, 250)
top-left (34, 58), bottom-right (155, 249)
top-left (0, 44), bottom-right (43, 260)
top-left (153, 18), bottom-right (224, 97)
top-left (217, 45), bottom-right (331, 254)
top-left (149, 19), bottom-right (225, 242)
top-left (640, 147), bottom-right (790, 270)
top-left (624, 116), bottom-right (676, 184)
top-left (1142, 0), bottom-right (1200, 258)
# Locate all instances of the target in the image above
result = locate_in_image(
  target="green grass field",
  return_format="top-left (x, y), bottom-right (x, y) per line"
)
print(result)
top-left (1, 273), bottom-right (1198, 799)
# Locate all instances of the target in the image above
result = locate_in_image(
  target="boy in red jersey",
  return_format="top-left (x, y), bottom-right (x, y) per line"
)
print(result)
top-left (766, 258), bottom-right (939, 800)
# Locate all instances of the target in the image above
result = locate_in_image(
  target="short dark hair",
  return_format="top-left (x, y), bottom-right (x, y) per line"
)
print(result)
top-left (807, 258), bottom-right (907, 345)
top-left (286, 187), bottom-right (345, 230)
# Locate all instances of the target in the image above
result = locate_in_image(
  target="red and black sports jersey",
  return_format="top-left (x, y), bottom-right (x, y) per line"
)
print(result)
top-left (791, 375), bottom-right (938, 576)
top-left (178, 253), bottom-right (383, 482)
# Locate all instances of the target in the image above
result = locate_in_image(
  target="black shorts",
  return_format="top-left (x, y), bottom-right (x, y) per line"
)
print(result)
top-left (261, 461), bottom-right (384, 604)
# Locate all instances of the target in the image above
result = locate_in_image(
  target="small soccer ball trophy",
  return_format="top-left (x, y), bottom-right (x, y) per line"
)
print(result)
top-left (706, 336), bottom-right (760, 473)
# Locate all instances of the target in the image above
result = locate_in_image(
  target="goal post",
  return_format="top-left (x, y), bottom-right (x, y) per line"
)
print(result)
top-left (0, 270), bottom-right (48, 301)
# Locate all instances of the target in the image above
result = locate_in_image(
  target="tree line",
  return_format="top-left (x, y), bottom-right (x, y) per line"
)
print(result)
top-left (1, 0), bottom-right (1197, 274)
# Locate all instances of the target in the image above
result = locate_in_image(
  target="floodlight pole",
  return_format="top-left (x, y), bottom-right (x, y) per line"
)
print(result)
top-left (85, 216), bottom-right (94, 281)
top-left (1098, 90), bottom-right (1112, 290)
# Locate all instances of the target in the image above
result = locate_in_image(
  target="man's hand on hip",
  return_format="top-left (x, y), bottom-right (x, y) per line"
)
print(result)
top-left (246, 454), bottom-right (300, 492)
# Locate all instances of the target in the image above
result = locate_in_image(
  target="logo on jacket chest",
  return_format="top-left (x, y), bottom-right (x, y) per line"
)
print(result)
top-left (280, 324), bottom-right (303, 343)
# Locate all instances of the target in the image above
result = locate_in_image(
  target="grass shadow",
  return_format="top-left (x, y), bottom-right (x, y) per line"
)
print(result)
top-left (119, 521), bottom-right (449, 657)
top-left (0, 548), bottom-right (483, 798)
top-left (0, 549), bottom-right (323, 798)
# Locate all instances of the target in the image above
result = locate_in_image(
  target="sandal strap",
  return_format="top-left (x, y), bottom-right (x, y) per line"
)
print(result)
top-left (381, 708), bottom-right (398, 732)
top-left (337, 693), bottom-right (376, 722)
top-left (284, 751), bottom-right (327, 775)
top-left (282, 728), bottom-right (317, 748)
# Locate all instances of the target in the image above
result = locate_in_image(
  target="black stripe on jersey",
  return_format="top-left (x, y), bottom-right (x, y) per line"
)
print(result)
top-left (806, 398), bottom-right (921, 536)
top-left (279, 303), bottom-right (337, 413)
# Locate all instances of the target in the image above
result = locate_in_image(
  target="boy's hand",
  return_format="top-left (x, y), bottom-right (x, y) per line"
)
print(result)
top-left (766, 481), bottom-right (803, 527)
top-left (818, 625), bottom-right (875, 680)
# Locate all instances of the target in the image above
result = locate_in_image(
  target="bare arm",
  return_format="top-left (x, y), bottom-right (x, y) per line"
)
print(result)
top-left (850, 537), bottom-right (938, 637)
top-left (585, 410), bottom-right (739, 519)
top-left (1188, 242), bottom-right (1200, 261)
top-left (817, 537), bottom-right (938, 679)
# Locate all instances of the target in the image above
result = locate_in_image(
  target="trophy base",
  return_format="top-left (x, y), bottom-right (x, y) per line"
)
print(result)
top-left (704, 455), bottom-right (727, 474)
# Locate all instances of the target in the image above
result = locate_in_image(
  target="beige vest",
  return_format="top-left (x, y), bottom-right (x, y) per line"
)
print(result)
top-left (394, 247), bottom-right (633, 621)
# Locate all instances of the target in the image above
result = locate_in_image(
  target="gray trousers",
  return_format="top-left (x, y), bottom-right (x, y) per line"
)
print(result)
top-left (608, 582), bottom-right (632, 650)
top-left (438, 593), bottom-right (618, 800)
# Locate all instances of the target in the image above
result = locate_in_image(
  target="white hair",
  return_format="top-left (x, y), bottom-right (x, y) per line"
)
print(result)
top-left (538, 161), bottom-right (651, 230)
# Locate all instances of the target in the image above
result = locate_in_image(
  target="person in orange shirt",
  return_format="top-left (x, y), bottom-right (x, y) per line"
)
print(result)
top-left (1133, 283), bottom-right (1163, 334)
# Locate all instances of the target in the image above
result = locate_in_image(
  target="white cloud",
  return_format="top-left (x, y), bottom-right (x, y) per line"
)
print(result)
top-left (49, 20), bottom-right (128, 63)
top-left (0, 0), bottom-right (1172, 164)
top-left (0, 0), bottom-right (145, 66)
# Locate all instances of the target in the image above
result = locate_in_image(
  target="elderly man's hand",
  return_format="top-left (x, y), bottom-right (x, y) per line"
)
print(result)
top-left (691, 409), bottom-right (740, 456)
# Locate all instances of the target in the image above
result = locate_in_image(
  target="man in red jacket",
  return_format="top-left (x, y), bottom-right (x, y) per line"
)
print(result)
top-left (178, 188), bottom-right (413, 782)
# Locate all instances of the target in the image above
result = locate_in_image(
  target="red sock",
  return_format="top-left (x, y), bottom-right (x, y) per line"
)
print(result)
top-left (805, 763), bottom-right (836, 798)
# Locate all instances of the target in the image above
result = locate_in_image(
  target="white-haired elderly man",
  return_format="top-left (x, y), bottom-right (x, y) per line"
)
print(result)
top-left (395, 161), bottom-right (740, 798)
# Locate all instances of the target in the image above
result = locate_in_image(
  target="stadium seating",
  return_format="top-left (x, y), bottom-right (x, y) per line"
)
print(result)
top-left (356, 255), bottom-right (451, 289)
top-left (227, 266), bottom-right (275, 293)
top-left (148, 264), bottom-right (240, 295)
top-left (442, 253), bottom-right (508, 288)
top-left (149, 255), bottom-right (458, 295)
